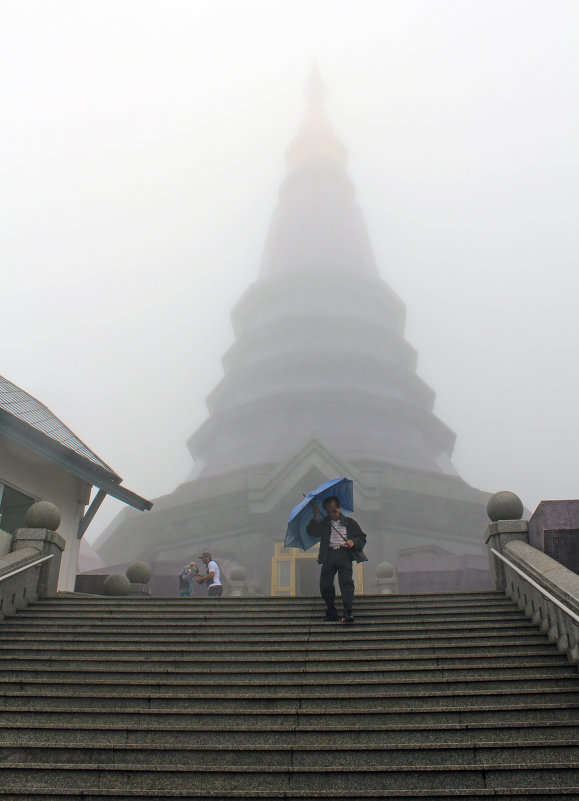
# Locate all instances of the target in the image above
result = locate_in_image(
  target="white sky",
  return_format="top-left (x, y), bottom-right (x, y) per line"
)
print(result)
top-left (2, 0), bottom-right (578, 541)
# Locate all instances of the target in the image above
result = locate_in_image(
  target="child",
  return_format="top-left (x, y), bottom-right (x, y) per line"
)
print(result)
top-left (178, 561), bottom-right (199, 598)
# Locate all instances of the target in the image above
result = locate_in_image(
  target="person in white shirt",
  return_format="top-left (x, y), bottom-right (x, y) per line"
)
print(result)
top-left (195, 551), bottom-right (223, 598)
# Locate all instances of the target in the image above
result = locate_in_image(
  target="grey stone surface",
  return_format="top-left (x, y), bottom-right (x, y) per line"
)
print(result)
top-left (486, 520), bottom-right (529, 537)
top-left (374, 575), bottom-right (397, 594)
top-left (0, 592), bottom-right (576, 797)
top-left (229, 565), bottom-right (247, 581)
top-left (503, 541), bottom-right (579, 614)
top-left (375, 561), bottom-right (394, 578)
top-left (102, 573), bottom-right (131, 596)
top-left (0, 793), bottom-right (574, 801)
top-left (0, 546), bottom-right (42, 618)
top-left (0, 546), bottom-right (40, 578)
top-left (502, 539), bottom-right (579, 663)
top-left (128, 582), bottom-right (152, 596)
top-left (487, 491), bottom-right (524, 522)
top-left (0, 529), bottom-right (11, 558)
top-left (125, 561), bottom-right (152, 584)
top-left (10, 529), bottom-right (65, 598)
top-left (24, 501), bottom-right (61, 532)
top-left (485, 520), bottom-right (529, 592)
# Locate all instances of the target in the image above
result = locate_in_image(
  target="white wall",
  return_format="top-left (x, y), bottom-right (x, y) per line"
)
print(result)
top-left (0, 432), bottom-right (91, 590)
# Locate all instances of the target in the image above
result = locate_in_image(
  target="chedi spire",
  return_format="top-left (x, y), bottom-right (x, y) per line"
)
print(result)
top-left (286, 64), bottom-right (347, 172)
top-left (95, 77), bottom-right (491, 600)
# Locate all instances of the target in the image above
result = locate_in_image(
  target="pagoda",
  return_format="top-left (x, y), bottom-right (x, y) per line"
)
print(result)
top-left (94, 83), bottom-right (491, 595)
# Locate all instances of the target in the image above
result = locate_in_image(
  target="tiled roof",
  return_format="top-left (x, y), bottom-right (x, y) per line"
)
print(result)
top-left (0, 374), bottom-right (117, 476)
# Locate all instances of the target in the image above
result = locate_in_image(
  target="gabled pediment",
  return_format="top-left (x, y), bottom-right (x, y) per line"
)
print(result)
top-left (397, 544), bottom-right (454, 558)
top-left (247, 436), bottom-right (375, 514)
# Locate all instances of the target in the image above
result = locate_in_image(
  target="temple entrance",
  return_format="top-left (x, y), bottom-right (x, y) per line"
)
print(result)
top-left (295, 558), bottom-right (319, 596)
top-left (271, 542), bottom-right (364, 596)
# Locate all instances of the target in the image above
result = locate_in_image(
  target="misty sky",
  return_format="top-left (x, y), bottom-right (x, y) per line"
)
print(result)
top-left (2, 0), bottom-right (578, 542)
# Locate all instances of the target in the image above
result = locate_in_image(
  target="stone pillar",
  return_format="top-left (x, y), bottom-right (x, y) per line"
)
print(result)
top-left (11, 501), bottom-right (66, 598)
top-left (11, 530), bottom-right (66, 598)
top-left (374, 562), bottom-right (396, 594)
top-left (125, 562), bottom-right (152, 596)
top-left (102, 573), bottom-right (131, 596)
top-left (229, 565), bottom-right (248, 597)
top-left (484, 491), bottom-right (528, 591)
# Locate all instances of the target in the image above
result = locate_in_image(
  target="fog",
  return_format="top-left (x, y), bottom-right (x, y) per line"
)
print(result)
top-left (2, 0), bottom-right (578, 542)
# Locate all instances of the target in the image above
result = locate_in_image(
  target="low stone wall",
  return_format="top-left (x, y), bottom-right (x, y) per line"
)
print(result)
top-left (0, 547), bottom-right (46, 620)
top-left (0, 507), bottom-right (66, 620)
top-left (502, 540), bottom-right (579, 664)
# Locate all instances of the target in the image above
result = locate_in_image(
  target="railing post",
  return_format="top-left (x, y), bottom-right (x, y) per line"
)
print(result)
top-left (484, 491), bottom-right (528, 591)
top-left (11, 502), bottom-right (65, 598)
top-left (374, 562), bottom-right (396, 594)
top-left (229, 565), bottom-right (248, 597)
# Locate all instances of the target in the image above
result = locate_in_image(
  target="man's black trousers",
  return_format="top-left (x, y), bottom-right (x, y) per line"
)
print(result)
top-left (320, 548), bottom-right (355, 615)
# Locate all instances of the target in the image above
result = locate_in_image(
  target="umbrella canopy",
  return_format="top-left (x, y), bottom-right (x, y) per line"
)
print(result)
top-left (284, 477), bottom-right (354, 551)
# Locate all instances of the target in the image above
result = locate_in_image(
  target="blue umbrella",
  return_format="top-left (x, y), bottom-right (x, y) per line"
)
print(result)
top-left (284, 477), bottom-right (354, 551)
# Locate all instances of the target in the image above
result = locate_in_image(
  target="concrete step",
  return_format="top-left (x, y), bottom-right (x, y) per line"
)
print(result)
top-left (1, 741), bottom-right (578, 767)
top-left (0, 646), bottom-right (577, 674)
top-left (27, 593), bottom-right (516, 605)
top-left (1, 621), bottom-right (543, 643)
top-left (17, 604), bottom-right (523, 619)
top-left (0, 618), bottom-right (538, 636)
top-left (0, 686), bottom-right (576, 712)
top-left (39, 591), bottom-right (508, 605)
top-left (1, 592), bottom-right (576, 800)
top-left (1, 791), bottom-right (579, 801)
top-left (27, 603), bottom-right (517, 618)
top-left (2, 792), bottom-right (578, 801)
top-left (1, 702), bottom-right (576, 728)
top-left (0, 674), bottom-right (576, 696)
top-left (0, 762), bottom-right (578, 792)
top-left (9, 615), bottom-right (532, 630)
top-left (0, 649), bottom-right (564, 673)
top-left (0, 641), bottom-right (561, 660)
top-left (1, 720), bottom-right (577, 746)
top-left (1, 663), bottom-right (574, 682)
top-left (23, 610), bottom-right (523, 623)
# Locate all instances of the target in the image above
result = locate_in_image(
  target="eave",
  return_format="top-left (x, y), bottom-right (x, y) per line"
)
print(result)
top-left (0, 409), bottom-right (152, 513)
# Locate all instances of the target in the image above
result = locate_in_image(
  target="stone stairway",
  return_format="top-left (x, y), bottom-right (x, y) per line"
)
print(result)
top-left (0, 592), bottom-right (577, 800)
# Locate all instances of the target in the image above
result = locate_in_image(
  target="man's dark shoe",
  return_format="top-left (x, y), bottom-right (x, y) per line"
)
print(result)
top-left (324, 611), bottom-right (340, 621)
top-left (341, 615), bottom-right (354, 624)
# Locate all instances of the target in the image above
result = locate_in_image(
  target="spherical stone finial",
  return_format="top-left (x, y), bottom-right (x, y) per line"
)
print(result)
top-left (102, 573), bottom-right (131, 596)
top-left (487, 491), bottom-right (524, 522)
top-left (25, 501), bottom-right (61, 531)
top-left (376, 562), bottom-right (394, 579)
top-left (229, 565), bottom-right (247, 582)
top-left (125, 561), bottom-right (152, 584)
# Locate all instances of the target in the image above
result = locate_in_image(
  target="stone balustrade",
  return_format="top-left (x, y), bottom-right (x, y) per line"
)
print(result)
top-left (0, 501), bottom-right (66, 619)
top-left (485, 490), bottom-right (579, 664)
top-left (501, 540), bottom-right (579, 663)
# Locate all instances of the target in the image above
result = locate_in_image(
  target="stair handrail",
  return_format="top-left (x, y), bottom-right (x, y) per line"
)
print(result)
top-left (490, 547), bottom-right (579, 624)
top-left (0, 554), bottom-right (53, 584)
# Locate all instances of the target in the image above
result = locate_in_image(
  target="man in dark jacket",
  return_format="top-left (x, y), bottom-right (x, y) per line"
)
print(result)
top-left (306, 495), bottom-right (367, 623)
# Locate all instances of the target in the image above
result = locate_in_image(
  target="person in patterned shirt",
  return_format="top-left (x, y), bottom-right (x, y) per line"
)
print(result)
top-left (307, 496), bottom-right (367, 623)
